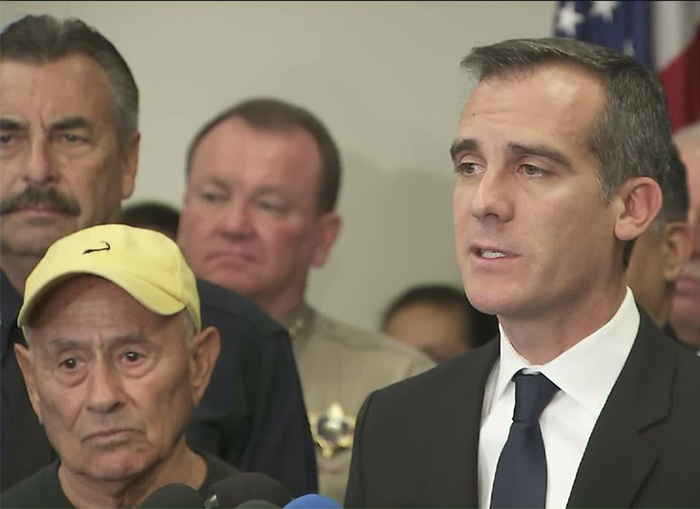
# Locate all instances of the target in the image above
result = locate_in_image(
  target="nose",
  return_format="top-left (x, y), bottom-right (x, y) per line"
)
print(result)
top-left (470, 168), bottom-right (513, 222)
top-left (85, 358), bottom-right (125, 414)
top-left (218, 199), bottom-right (255, 239)
top-left (22, 138), bottom-right (59, 186)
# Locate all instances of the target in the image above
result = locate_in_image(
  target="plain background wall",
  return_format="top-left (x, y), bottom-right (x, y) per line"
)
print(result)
top-left (0, 1), bottom-right (557, 330)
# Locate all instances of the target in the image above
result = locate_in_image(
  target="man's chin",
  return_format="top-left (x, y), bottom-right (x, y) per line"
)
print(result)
top-left (1, 219), bottom-right (77, 258)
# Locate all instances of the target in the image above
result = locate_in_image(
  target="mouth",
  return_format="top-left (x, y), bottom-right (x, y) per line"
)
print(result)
top-left (472, 246), bottom-right (512, 260)
top-left (83, 428), bottom-right (135, 442)
top-left (206, 250), bottom-right (257, 265)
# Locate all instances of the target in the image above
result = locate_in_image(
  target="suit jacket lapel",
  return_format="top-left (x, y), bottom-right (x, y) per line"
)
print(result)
top-left (567, 312), bottom-right (675, 508)
top-left (419, 338), bottom-right (499, 507)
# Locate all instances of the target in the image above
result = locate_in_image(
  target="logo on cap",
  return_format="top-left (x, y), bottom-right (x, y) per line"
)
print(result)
top-left (82, 241), bottom-right (111, 255)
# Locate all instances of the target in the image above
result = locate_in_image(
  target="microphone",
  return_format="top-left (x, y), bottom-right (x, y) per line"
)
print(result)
top-left (139, 483), bottom-right (205, 508)
top-left (205, 472), bottom-right (293, 508)
top-left (233, 501), bottom-right (280, 508)
top-left (283, 494), bottom-right (341, 509)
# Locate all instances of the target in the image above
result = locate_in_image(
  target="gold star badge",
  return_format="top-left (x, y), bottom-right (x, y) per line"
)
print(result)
top-left (308, 402), bottom-right (356, 459)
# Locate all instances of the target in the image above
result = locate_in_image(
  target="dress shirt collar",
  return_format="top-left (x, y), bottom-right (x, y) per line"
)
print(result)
top-left (492, 288), bottom-right (639, 417)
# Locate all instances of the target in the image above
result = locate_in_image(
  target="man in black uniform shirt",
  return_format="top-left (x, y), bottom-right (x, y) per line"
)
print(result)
top-left (0, 14), bottom-right (316, 495)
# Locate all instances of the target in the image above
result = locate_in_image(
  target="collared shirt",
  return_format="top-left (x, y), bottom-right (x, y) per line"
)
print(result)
top-left (478, 288), bottom-right (639, 509)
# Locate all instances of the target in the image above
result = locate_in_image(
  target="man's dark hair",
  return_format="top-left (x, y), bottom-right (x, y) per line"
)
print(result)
top-left (0, 14), bottom-right (139, 151)
top-left (122, 201), bottom-right (181, 241)
top-left (382, 284), bottom-right (498, 349)
top-left (461, 37), bottom-right (675, 266)
top-left (186, 97), bottom-right (341, 213)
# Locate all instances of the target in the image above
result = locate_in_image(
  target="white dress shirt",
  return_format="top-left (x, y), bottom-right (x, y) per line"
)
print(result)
top-left (478, 288), bottom-right (639, 508)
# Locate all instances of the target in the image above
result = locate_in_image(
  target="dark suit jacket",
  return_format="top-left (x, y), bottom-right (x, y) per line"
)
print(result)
top-left (344, 311), bottom-right (700, 508)
top-left (0, 273), bottom-right (317, 497)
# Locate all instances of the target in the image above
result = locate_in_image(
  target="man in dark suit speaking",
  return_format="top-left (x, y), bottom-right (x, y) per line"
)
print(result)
top-left (345, 38), bottom-right (700, 508)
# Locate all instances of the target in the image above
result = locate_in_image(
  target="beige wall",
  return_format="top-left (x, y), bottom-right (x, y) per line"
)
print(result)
top-left (0, 1), bottom-right (557, 330)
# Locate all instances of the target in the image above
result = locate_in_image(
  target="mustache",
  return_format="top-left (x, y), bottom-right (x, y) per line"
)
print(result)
top-left (0, 185), bottom-right (81, 217)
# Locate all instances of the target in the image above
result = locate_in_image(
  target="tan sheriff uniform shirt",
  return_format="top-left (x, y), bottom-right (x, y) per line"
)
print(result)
top-left (283, 304), bottom-right (436, 502)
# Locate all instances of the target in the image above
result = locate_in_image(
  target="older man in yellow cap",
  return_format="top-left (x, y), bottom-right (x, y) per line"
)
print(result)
top-left (1, 224), bottom-right (233, 508)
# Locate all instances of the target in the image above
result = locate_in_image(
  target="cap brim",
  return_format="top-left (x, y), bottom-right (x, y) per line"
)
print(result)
top-left (18, 268), bottom-right (186, 328)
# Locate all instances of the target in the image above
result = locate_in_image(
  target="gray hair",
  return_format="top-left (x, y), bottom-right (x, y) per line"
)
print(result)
top-left (460, 37), bottom-right (674, 202)
top-left (0, 14), bottom-right (139, 152)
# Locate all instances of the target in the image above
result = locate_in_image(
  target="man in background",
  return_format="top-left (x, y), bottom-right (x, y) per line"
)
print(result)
top-left (0, 14), bottom-right (315, 495)
top-left (382, 283), bottom-right (498, 363)
top-left (122, 201), bottom-right (180, 241)
top-left (2, 224), bottom-right (231, 507)
top-left (670, 122), bottom-right (700, 348)
top-left (627, 145), bottom-right (694, 344)
top-left (177, 97), bottom-right (435, 501)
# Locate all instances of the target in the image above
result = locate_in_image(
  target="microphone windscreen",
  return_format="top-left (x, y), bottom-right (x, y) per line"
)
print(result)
top-left (234, 500), bottom-right (280, 508)
top-left (207, 472), bottom-right (292, 508)
top-left (139, 483), bottom-right (205, 508)
top-left (283, 494), bottom-right (342, 509)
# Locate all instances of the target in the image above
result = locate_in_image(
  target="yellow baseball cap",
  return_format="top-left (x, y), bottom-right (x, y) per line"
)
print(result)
top-left (18, 224), bottom-right (201, 332)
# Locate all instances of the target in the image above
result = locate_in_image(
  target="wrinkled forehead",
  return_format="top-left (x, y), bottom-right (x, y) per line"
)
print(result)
top-left (25, 275), bottom-right (177, 343)
top-left (0, 55), bottom-right (116, 131)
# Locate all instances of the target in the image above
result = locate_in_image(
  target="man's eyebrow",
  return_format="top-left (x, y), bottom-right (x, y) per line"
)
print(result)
top-left (48, 116), bottom-right (93, 132)
top-left (509, 143), bottom-right (572, 168)
top-left (42, 338), bottom-right (86, 354)
top-left (0, 117), bottom-right (26, 130)
top-left (449, 138), bottom-right (480, 161)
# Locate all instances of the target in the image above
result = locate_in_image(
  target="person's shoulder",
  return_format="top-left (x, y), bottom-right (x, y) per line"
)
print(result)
top-left (311, 308), bottom-right (435, 369)
top-left (0, 462), bottom-right (66, 508)
top-left (196, 278), bottom-right (285, 337)
top-left (198, 448), bottom-right (241, 492)
top-left (355, 339), bottom-right (497, 432)
top-left (372, 338), bottom-right (497, 406)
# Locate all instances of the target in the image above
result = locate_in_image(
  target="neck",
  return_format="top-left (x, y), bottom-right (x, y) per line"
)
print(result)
top-left (58, 441), bottom-right (206, 508)
top-left (252, 285), bottom-right (306, 323)
top-left (0, 253), bottom-right (42, 295)
top-left (499, 282), bottom-right (628, 365)
top-left (673, 319), bottom-right (700, 349)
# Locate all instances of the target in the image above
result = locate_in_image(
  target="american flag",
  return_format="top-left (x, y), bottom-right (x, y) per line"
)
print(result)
top-left (554, 1), bottom-right (700, 132)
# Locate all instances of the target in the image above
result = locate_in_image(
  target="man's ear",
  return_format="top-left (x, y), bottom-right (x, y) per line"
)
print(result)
top-left (614, 177), bottom-right (663, 242)
top-left (312, 212), bottom-right (342, 268)
top-left (121, 132), bottom-right (141, 200)
top-left (14, 344), bottom-right (43, 424)
top-left (661, 221), bottom-right (693, 283)
top-left (189, 326), bottom-right (220, 406)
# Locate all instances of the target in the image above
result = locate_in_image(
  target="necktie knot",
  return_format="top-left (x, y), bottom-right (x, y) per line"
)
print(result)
top-left (512, 370), bottom-right (559, 424)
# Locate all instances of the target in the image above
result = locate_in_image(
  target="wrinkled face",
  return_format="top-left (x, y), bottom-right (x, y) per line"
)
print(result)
top-left (451, 65), bottom-right (620, 325)
top-left (178, 118), bottom-right (338, 319)
top-left (18, 276), bottom-right (198, 482)
top-left (0, 55), bottom-right (137, 261)
top-left (671, 142), bottom-right (700, 334)
top-left (385, 303), bottom-right (469, 363)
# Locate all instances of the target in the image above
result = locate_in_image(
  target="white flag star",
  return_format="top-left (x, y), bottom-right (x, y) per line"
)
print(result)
top-left (591, 1), bottom-right (619, 22)
top-left (556, 2), bottom-right (585, 37)
top-left (623, 38), bottom-right (635, 57)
